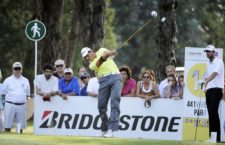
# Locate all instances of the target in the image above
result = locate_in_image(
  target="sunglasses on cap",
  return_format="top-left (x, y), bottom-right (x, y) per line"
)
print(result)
top-left (14, 67), bottom-right (21, 71)
top-left (56, 65), bottom-right (63, 68)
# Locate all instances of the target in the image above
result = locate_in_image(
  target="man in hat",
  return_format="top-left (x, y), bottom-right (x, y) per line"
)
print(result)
top-left (203, 45), bottom-right (224, 142)
top-left (53, 59), bottom-right (65, 79)
top-left (81, 47), bottom-right (122, 138)
top-left (80, 72), bottom-right (90, 96)
top-left (2, 62), bottom-right (30, 133)
top-left (59, 68), bottom-right (80, 100)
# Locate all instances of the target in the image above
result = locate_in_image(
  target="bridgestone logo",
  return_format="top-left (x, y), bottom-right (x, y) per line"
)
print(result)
top-left (40, 111), bottom-right (181, 132)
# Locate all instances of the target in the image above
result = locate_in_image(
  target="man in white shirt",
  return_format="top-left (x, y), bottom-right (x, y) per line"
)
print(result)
top-left (203, 45), bottom-right (224, 142)
top-left (87, 76), bottom-right (99, 97)
top-left (158, 65), bottom-right (176, 98)
top-left (35, 64), bottom-right (59, 101)
top-left (2, 62), bottom-right (30, 133)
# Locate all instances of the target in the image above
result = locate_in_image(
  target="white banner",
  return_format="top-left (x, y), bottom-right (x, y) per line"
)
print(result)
top-left (219, 100), bottom-right (225, 142)
top-left (34, 96), bottom-right (183, 140)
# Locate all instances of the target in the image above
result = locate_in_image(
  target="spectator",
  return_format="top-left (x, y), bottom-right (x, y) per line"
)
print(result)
top-left (87, 72), bottom-right (99, 97)
top-left (77, 66), bottom-right (87, 91)
top-left (119, 66), bottom-right (136, 96)
top-left (2, 62), bottom-right (30, 133)
top-left (159, 65), bottom-right (176, 98)
top-left (136, 70), bottom-right (160, 100)
top-left (178, 74), bottom-right (184, 98)
top-left (149, 69), bottom-right (157, 83)
top-left (53, 59), bottom-right (65, 79)
top-left (59, 68), bottom-right (80, 100)
top-left (80, 72), bottom-right (90, 96)
top-left (163, 75), bottom-right (181, 99)
top-left (0, 70), bottom-right (3, 131)
top-left (35, 64), bottom-right (59, 101)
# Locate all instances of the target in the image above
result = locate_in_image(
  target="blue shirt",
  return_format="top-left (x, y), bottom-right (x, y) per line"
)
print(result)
top-left (80, 85), bottom-right (88, 96)
top-left (59, 77), bottom-right (80, 95)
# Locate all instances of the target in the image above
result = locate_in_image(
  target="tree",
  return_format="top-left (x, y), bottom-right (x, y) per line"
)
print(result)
top-left (35, 0), bottom-right (64, 72)
top-left (155, 0), bottom-right (177, 82)
top-left (63, 0), bottom-right (107, 69)
top-left (0, 0), bottom-right (34, 80)
top-left (110, 0), bottom-right (158, 80)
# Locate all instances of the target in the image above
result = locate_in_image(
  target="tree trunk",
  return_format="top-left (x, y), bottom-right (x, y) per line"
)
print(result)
top-left (67, 0), bottom-right (105, 76)
top-left (77, 0), bottom-right (105, 51)
top-left (155, 0), bottom-right (177, 82)
top-left (64, 0), bottom-right (79, 67)
top-left (36, 0), bottom-right (64, 72)
top-left (90, 0), bottom-right (105, 50)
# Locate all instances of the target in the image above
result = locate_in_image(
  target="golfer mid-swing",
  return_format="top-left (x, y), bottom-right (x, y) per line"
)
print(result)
top-left (81, 47), bottom-right (122, 138)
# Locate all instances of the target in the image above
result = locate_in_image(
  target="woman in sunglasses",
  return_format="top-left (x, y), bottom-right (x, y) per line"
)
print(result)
top-left (163, 74), bottom-right (181, 99)
top-left (136, 70), bottom-right (159, 100)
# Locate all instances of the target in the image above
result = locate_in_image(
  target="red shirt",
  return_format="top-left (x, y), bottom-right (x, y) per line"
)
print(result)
top-left (121, 78), bottom-right (137, 96)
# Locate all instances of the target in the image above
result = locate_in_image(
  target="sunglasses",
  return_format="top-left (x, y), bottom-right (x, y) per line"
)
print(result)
top-left (205, 50), bottom-right (213, 53)
top-left (168, 79), bottom-right (174, 82)
top-left (65, 73), bottom-right (72, 75)
top-left (14, 67), bottom-right (21, 71)
top-left (56, 65), bottom-right (63, 68)
top-left (143, 76), bottom-right (150, 79)
top-left (81, 76), bottom-right (89, 80)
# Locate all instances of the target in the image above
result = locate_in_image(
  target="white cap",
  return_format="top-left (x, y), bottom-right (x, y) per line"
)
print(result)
top-left (204, 45), bottom-right (216, 52)
top-left (64, 68), bottom-right (73, 74)
top-left (54, 59), bottom-right (65, 66)
top-left (81, 47), bottom-right (91, 58)
top-left (12, 62), bottom-right (22, 68)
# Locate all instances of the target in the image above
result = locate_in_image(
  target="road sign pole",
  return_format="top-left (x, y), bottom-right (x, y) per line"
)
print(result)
top-left (25, 19), bottom-right (46, 134)
top-left (34, 40), bottom-right (38, 97)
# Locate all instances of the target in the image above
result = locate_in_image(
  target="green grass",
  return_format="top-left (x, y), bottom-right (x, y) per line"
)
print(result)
top-left (0, 121), bottom-right (222, 145)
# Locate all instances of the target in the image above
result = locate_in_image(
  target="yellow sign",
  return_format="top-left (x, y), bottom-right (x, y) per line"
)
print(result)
top-left (187, 63), bottom-right (206, 97)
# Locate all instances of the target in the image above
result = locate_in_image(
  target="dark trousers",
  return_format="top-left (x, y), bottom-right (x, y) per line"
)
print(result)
top-left (206, 88), bottom-right (223, 142)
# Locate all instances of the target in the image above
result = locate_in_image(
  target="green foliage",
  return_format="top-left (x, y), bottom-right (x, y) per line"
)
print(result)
top-left (0, 0), bottom-right (34, 82)
top-left (110, 0), bottom-right (158, 79)
top-left (103, 1), bottom-right (117, 50)
top-left (1, 0), bottom-right (225, 83)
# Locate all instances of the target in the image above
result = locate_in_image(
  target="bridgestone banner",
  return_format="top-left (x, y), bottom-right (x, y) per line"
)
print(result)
top-left (34, 96), bottom-right (183, 140)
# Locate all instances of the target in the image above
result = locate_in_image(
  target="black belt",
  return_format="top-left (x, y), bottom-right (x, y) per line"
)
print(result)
top-left (5, 101), bottom-right (25, 105)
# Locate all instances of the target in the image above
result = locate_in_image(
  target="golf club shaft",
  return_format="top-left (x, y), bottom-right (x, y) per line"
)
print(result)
top-left (194, 83), bottom-right (204, 140)
top-left (118, 18), bottom-right (153, 49)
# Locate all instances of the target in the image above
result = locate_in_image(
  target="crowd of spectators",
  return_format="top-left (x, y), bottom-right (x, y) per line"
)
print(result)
top-left (0, 58), bottom-right (184, 133)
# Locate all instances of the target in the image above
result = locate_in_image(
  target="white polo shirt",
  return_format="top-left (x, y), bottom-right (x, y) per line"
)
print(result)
top-left (35, 74), bottom-right (58, 93)
top-left (206, 57), bottom-right (224, 90)
top-left (87, 77), bottom-right (99, 95)
top-left (2, 75), bottom-right (30, 103)
top-left (159, 78), bottom-right (168, 98)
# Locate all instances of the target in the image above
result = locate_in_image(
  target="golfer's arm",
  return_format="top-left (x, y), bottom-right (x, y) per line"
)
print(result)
top-left (205, 72), bottom-right (217, 84)
top-left (96, 50), bottom-right (115, 67)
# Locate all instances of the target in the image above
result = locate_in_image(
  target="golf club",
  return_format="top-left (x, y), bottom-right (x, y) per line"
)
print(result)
top-left (116, 10), bottom-right (158, 52)
top-left (194, 82), bottom-right (204, 140)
